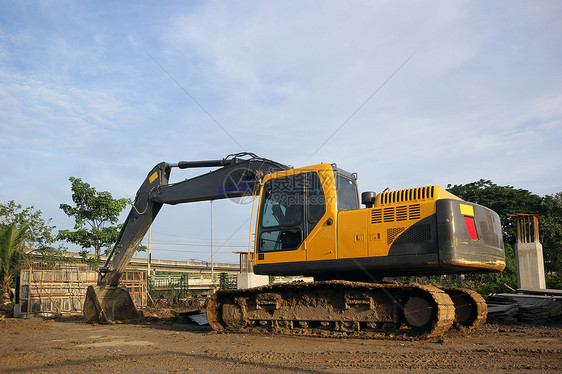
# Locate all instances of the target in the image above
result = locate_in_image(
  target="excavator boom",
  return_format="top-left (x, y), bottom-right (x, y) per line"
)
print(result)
top-left (84, 153), bottom-right (288, 322)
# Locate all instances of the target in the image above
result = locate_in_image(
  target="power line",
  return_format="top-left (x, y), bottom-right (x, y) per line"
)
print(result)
top-left (147, 231), bottom-right (248, 244)
top-left (308, 50), bottom-right (417, 160)
top-left (148, 247), bottom-right (226, 254)
top-left (144, 50), bottom-right (245, 151)
top-left (145, 239), bottom-right (247, 248)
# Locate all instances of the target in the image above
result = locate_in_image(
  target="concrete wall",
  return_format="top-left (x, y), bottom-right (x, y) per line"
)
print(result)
top-left (237, 273), bottom-right (269, 289)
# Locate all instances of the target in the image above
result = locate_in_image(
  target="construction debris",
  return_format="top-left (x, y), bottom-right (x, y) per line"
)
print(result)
top-left (486, 302), bottom-right (519, 320)
top-left (485, 289), bottom-right (562, 323)
top-left (184, 311), bottom-right (209, 326)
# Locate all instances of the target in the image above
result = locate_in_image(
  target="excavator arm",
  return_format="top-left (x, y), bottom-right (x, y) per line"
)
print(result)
top-left (84, 152), bottom-right (288, 323)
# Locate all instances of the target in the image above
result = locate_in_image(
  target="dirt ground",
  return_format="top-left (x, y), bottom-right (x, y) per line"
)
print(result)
top-left (1, 312), bottom-right (561, 374)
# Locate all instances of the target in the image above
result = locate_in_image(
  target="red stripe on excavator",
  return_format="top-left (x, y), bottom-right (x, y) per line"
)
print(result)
top-left (464, 216), bottom-right (478, 240)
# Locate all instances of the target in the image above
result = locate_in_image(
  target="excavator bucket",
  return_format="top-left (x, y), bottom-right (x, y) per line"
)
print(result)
top-left (83, 285), bottom-right (141, 323)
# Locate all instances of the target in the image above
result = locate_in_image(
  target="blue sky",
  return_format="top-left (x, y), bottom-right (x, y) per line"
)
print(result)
top-left (1, 1), bottom-right (561, 264)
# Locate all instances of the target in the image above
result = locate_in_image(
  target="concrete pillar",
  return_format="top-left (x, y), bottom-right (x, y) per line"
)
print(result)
top-left (510, 214), bottom-right (546, 290)
top-left (515, 241), bottom-right (546, 289)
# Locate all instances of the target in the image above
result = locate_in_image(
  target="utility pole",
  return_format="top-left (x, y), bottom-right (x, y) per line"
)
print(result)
top-left (210, 200), bottom-right (214, 283)
top-left (147, 225), bottom-right (152, 292)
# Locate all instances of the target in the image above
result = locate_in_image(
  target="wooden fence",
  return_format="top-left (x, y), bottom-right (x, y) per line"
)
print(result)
top-left (17, 261), bottom-right (147, 317)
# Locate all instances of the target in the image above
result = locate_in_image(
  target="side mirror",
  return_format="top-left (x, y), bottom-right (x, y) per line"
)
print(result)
top-left (361, 191), bottom-right (377, 208)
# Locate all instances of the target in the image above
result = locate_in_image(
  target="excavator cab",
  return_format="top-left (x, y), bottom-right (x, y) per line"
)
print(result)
top-left (252, 163), bottom-right (505, 281)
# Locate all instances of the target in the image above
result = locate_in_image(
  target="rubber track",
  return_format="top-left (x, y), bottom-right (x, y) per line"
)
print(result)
top-left (207, 281), bottom-right (456, 340)
top-left (443, 287), bottom-right (488, 329)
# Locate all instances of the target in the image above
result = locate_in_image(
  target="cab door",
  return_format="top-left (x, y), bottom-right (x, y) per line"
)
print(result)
top-left (304, 171), bottom-right (337, 261)
top-left (255, 172), bottom-right (307, 264)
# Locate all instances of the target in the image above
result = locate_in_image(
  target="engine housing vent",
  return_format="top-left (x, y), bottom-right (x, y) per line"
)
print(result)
top-left (379, 186), bottom-right (435, 205)
top-left (371, 204), bottom-right (421, 224)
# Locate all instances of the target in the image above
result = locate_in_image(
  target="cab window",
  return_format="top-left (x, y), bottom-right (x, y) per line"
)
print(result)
top-left (259, 174), bottom-right (304, 252)
top-left (336, 175), bottom-right (358, 211)
top-left (258, 172), bottom-right (326, 252)
top-left (260, 175), bottom-right (304, 228)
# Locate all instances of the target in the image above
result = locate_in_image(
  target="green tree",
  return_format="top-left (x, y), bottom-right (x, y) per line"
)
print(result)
top-left (58, 177), bottom-right (130, 258)
top-left (540, 192), bottom-right (562, 275)
top-left (0, 223), bottom-right (28, 303)
top-left (0, 200), bottom-right (60, 249)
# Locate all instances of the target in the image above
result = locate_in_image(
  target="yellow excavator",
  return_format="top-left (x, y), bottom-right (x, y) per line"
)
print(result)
top-left (84, 153), bottom-right (505, 339)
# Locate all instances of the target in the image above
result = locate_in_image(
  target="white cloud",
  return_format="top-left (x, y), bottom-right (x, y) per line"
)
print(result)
top-left (0, 0), bottom-right (560, 262)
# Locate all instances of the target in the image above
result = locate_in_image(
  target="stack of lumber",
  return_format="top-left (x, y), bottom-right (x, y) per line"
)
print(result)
top-left (485, 289), bottom-right (562, 323)
top-left (485, 294), bottom-right (520, 321)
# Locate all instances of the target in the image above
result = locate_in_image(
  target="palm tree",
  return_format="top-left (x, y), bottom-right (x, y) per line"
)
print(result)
top-left (0, 223), bottom-right (28, 303)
